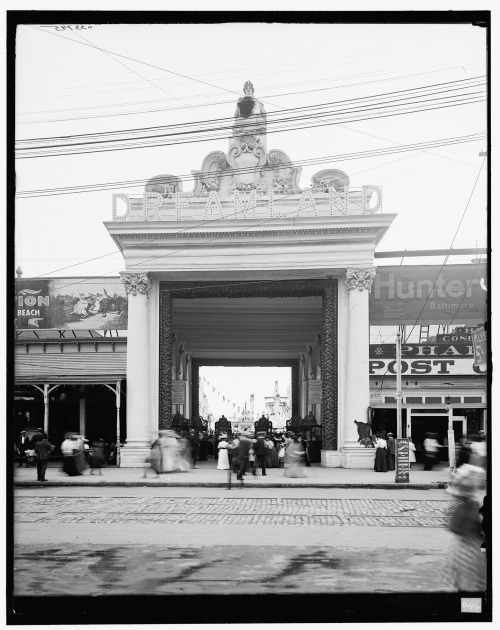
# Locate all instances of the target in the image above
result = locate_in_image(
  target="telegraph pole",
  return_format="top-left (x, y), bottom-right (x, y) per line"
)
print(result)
top-left (396, 331), bottom-right (402, 438)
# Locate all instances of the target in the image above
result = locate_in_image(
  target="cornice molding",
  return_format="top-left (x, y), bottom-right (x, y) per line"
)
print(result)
top-left (118, 226), bottom-right (378, 240)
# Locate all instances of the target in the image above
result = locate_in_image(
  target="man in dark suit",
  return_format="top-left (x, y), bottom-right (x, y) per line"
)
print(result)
top-left (16, 430), bottom-right (31, 467)
top-left (30, 427), bottom-right (44, 449)
top-left (187, 430), bottom-right (199, 469)
top-left (254, 431), bottom-right (268, 476)
top-left (236, 432), bottom-right (252, 480)
top-left (386, 433), bottom-right (396, 471)
top-left (34, 433), bottom-right (55, 482)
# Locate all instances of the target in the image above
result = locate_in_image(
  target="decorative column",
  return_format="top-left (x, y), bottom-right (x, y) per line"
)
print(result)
top-left (321, 279), bottom-right (338, 465)
top-left (159, 289), bottom-right (173, 429)
top-left (342, 268), bottom-right (376, 467)
top-left (120, 272), bottom-right (152, 466)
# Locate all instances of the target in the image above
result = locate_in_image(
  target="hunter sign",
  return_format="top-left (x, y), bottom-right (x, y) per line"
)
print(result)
top-left (370, 265), bottom-right (487, 325)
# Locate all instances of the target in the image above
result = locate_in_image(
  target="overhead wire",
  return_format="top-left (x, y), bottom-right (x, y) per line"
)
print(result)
top-left (16, 95), bottom-right (486, 159)
top-left (17, 75), bottom-right (485, 143)
top-left (398, 156), bottom-right (487, 343)
top-left (16, 64), bottom-right (485, 124)
top-left (15, 132), bottom-right (486, 198)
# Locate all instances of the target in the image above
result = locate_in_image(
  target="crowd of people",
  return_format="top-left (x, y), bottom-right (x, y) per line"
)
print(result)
top-left (16, 428), bottom-right (120, 480)
top-left (214, 430), bottom-right (310, 480)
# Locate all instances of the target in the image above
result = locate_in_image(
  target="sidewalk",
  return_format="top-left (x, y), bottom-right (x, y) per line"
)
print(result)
top-left (13, 460), bottom-right (451, 489)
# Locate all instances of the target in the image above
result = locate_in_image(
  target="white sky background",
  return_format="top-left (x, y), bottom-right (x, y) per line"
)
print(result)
top-left (200, 366), bottom-right (291, 423)
top-left (14, 20), bottom-right (488, 278)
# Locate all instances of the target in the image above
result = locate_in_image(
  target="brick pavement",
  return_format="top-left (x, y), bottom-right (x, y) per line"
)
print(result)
top-left (15, 495), bottom-right (454, 527)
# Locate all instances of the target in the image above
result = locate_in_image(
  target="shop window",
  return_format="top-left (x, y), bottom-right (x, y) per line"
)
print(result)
top-left (405, 397), bottom-right (422, 404)
top-left (463, 397), bottom-right (482, 403)
top-left (425, 397), bottom-right (442, 404)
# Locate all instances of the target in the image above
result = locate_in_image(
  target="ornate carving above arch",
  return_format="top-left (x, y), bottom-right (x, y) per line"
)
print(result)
top-left (263, 149), bottom-right (302, 194)
top-left (145, 174), bottom-right (183, 198)
top-left (227, 135), bottom-right (267, 192)
top-left (191, 151), bottom-right (229, 196)
top-left (311, 169), bottom-right (350, 193)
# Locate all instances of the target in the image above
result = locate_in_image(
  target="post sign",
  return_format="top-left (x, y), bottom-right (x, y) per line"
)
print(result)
top-left (448, 429), bottom-right (456, 469)
top-left (395, 438), bottom-right (410, 484)
top-left (172, 380), bottom-right (186, 405)
top-left (308, 380), bottom-right (322, 404)
top-left (369, 358), bottom-right (483, 376)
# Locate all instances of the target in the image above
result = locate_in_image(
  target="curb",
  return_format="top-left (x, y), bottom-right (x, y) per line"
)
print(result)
top-left (14, 481), bottom-right (449, 490)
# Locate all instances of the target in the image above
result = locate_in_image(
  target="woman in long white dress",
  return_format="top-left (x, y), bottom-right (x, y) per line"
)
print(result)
top-left (282, 432), bottom-right (294, 470)
top-left (409, 437), bottom-right (417, 468)
top-left (217, 437), bottom-right (230, 470)
top-left (158, 430), bottom-right (182, 472)
top-left (284, 437), bottom-right (307, 478)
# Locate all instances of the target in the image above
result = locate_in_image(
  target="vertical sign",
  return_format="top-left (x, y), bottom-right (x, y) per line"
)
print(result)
top-left (448, 429), bottom-right (456, 470)
top-left (472, 326), bottom-right (487, 372)
top-left (395, 438), bottom-right (410, 483)
top-left (308, 380), bottom-right (322, 404)
top-left (172, 381), bottom-right (186, 405)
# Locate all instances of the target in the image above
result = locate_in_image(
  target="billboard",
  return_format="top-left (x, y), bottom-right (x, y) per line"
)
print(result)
top-left (15, 278), bottom-right (128, 330)
top-left (369, 264), bottom-right (487, 325)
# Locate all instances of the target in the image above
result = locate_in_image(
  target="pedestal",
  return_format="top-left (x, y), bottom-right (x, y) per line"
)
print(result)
top-left (340, 446), bottom-right (376, 469)
top-left (321, 450), bottom-right (342, 467)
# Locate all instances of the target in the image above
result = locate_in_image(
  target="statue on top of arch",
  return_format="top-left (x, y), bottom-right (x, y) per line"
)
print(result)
top-left (233, 80), bottom-right (267, 138)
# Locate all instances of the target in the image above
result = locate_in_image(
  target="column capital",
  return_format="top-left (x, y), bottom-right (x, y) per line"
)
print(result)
top-left (346, 267), bottom-right (376, 292)
top-left (121, 272), bottom-right (152, 297)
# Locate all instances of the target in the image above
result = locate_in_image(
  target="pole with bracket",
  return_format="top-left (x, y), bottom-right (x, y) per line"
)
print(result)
top-left (396, 331), bottom-right (402, 438)
top-left (30, 383), bottom-right (61, 436)
top-left (116, 379), bottom-right (121, 467)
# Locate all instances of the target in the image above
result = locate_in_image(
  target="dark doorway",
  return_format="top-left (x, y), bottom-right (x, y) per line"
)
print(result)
top-left (410, 415), bottom-right (449, 462)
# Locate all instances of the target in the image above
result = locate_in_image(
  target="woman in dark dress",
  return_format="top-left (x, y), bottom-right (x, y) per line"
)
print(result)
top-left (89, 438), bottom-right (106, 475)
top-left (298, 435), bottom-right (311, 467)
top-left (373, 433), bottom-right (388, 472)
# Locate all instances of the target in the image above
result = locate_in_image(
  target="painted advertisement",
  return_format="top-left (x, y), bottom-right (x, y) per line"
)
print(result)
top-left (369, 265), bottom-right (487, 325)
top-left (15, 278), bottom-right (128, 330)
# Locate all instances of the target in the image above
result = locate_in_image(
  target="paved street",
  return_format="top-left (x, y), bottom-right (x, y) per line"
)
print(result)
top-left (14, 486), bottom-right (458, 598)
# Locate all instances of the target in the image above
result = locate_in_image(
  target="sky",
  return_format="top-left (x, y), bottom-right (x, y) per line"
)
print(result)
top-left (199, 366), bottom-right (291, 425)
top-left (14, 18), bottom-right (488, 279)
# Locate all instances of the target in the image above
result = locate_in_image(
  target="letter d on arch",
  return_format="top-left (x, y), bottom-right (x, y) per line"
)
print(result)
top-left (113, 194), bottom-right (131, 221)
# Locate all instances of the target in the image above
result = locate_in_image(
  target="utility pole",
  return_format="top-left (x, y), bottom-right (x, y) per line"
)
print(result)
top-left (396, 331), bottom-right (402, 438)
